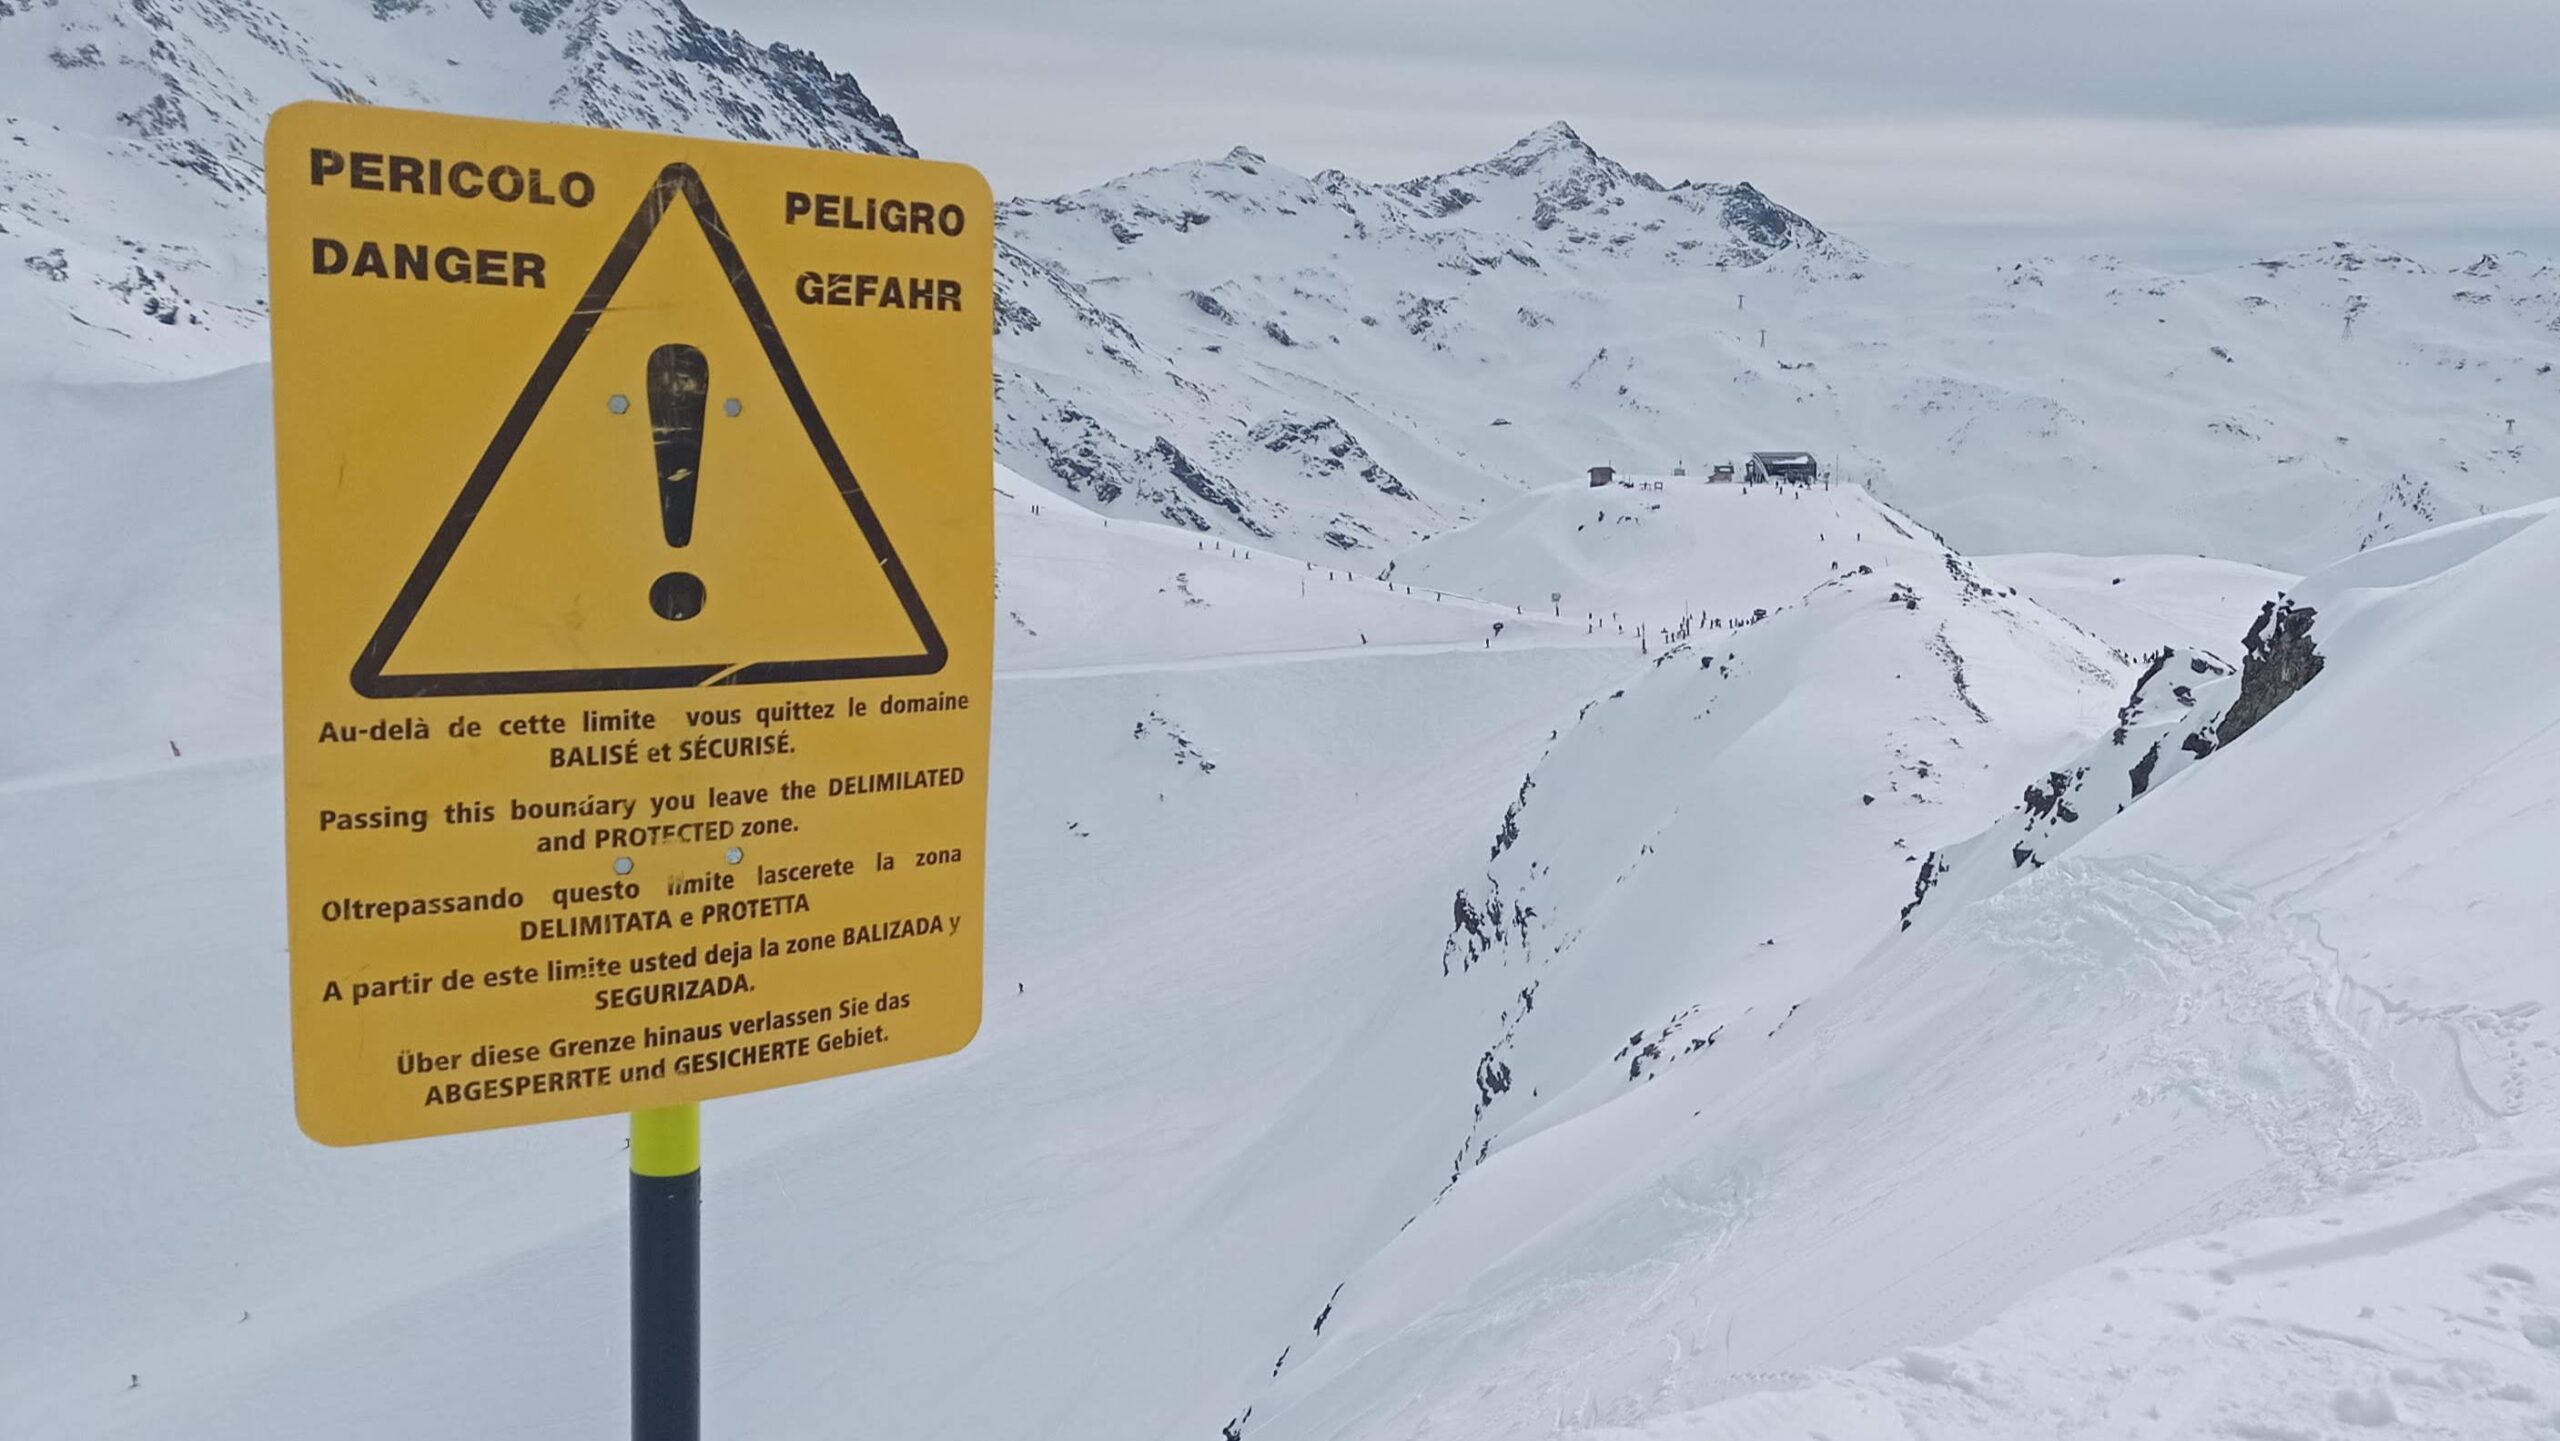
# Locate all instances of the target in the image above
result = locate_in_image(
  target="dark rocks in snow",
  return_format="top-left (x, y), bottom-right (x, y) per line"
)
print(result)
top-left (2114, 650), bottom-right (2172, 743)
top-left (2112, 645), bottom-right (2230, 746)
top-left (1615, 1007), bottom-right (1711, 1082)
top-left (1444, 880), bottom-right (1518, 974)
top-left (1149, 437), bottom-right (1273, 538)
top-left (1490, 775), bottom-right (1535, 860)
top-left (1900, 852), bottom-right (1944, 929)
top-left (1473, 1051), bottom-right (1513, 1113)
top-left (2129, 739), bottom-right (2163, 798)
top-left (1248, 416), bottom-right (1415, 501)
top-left (2021, 769), bottom-right (2085, 826)
top-left (1132, 711), bottom-right (1215, 772)
top-left (1313, 1282), bottom-right (1344, 1333)
top-left (992, 287), bottom-right (1042, 336)
top-left (2220, 600), bottom-right (2324, 744)
top-left (1399, 293), bottom-right (1453, 338)
top-left (1942, 554), bottom-right (1998, 603)
top-left (1927, 627), bottom-right (1990, 724)
top-left (1711, 181), bottom-right (1817, 251)
top-left (1184, 289), bottom-right (1235, 323)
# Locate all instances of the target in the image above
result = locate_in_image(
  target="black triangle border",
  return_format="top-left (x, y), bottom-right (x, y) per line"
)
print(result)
top-left (350, 162), bottom-right (950, 698)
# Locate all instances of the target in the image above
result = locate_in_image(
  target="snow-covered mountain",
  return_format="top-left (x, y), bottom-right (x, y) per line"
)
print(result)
top-left (0, 0), bottom-right (909, 378)
top-left (997, 145), bottom-right (2560, 568)
top-left (990, 123), bottom-right (1860, 554)
top-left (18, 3), bottom-right (2560, 571)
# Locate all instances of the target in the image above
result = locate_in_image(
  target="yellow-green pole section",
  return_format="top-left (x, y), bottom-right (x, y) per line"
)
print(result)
top-left (631, 1104), bottom-right (700, 1441)
top-left (632, 1104), bottom-right (700, 1178)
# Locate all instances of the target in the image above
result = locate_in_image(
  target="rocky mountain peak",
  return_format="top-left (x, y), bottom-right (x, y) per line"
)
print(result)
top-left (1484, 120), bottom-right (1600, 170)
top-left (1408, 119), bottom-right (1653, 199)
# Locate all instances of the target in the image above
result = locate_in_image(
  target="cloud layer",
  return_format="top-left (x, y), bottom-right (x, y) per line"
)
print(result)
top-left (705, 1), bottom-right (2560, 262)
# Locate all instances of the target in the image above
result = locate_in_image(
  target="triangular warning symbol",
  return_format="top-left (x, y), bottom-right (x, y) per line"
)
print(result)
top-left (351, 163), bottom-right (946, 698)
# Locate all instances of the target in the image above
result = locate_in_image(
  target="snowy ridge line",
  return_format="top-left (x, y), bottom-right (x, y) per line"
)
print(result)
top-left (995, 634), bottom-right (1626, 682)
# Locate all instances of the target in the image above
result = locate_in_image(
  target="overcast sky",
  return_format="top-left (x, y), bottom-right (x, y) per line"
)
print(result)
top-left (699, 0), bottom-right (2560, 265)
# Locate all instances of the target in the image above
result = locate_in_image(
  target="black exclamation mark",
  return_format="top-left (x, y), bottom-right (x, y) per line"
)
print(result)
top-left (646, 343), bottom-right (709, 621)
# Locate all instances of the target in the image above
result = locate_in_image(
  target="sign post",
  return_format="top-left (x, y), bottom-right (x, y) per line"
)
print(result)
top-left (266, 102), bottom-right (993, 1436)
top-left (631, 1104), bottom-right (701, 1441)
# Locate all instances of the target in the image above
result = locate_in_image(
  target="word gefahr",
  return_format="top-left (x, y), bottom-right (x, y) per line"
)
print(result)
top-left (794, 272), bottom-right (965, 311)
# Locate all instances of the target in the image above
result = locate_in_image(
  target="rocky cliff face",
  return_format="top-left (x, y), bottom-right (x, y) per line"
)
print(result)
top-left (2219, 598), bottom-right (2325, 743)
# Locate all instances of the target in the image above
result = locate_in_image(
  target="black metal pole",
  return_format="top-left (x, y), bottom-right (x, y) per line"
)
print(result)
top-left (632, 1105), bottom-right (701, 1441)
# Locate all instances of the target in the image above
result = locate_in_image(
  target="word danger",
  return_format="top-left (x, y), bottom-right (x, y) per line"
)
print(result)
top-left (311, 237), bottom-right (547, 288)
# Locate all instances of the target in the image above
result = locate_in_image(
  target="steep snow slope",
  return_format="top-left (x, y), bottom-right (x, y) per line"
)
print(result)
top-left (1973, 551), bottom-right (2295, 657)
top-left (991, 470), bottom-right (1583, 674)
top-left (1387, 475), bottom-right (1968, 636)
top-left (1606, 1145), bottom-right (2560, 1439)
top-left (997, 131), bottom-right (2560, 567)
top-left (1614, 499), bottom-right (2560, 1439)
top-left (13, 343), bottom-right (2560, 1441)
top-left (2, 355), bottom-right (2113, 1441)
top-left (0, 640), bottom-right (1632, 1441)
top-left (1226, 497), bottom-right (2560, 1441)
top-left (0, 362), bottom-right (1632, 1439)
top-left (0, 0), bottom-right (909, 380)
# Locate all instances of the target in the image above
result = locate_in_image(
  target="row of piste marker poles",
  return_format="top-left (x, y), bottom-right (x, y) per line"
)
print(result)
top-left (1016, 495), bottom-right (1767, 641)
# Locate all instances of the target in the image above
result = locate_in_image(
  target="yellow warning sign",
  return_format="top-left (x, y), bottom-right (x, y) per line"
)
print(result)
top-left (267, 103), bottom-right (992, 1145)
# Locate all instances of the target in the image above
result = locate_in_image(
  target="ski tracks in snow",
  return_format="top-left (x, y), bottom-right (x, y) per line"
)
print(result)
top-left (1675, 855), bottom-right (2506, 1423)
